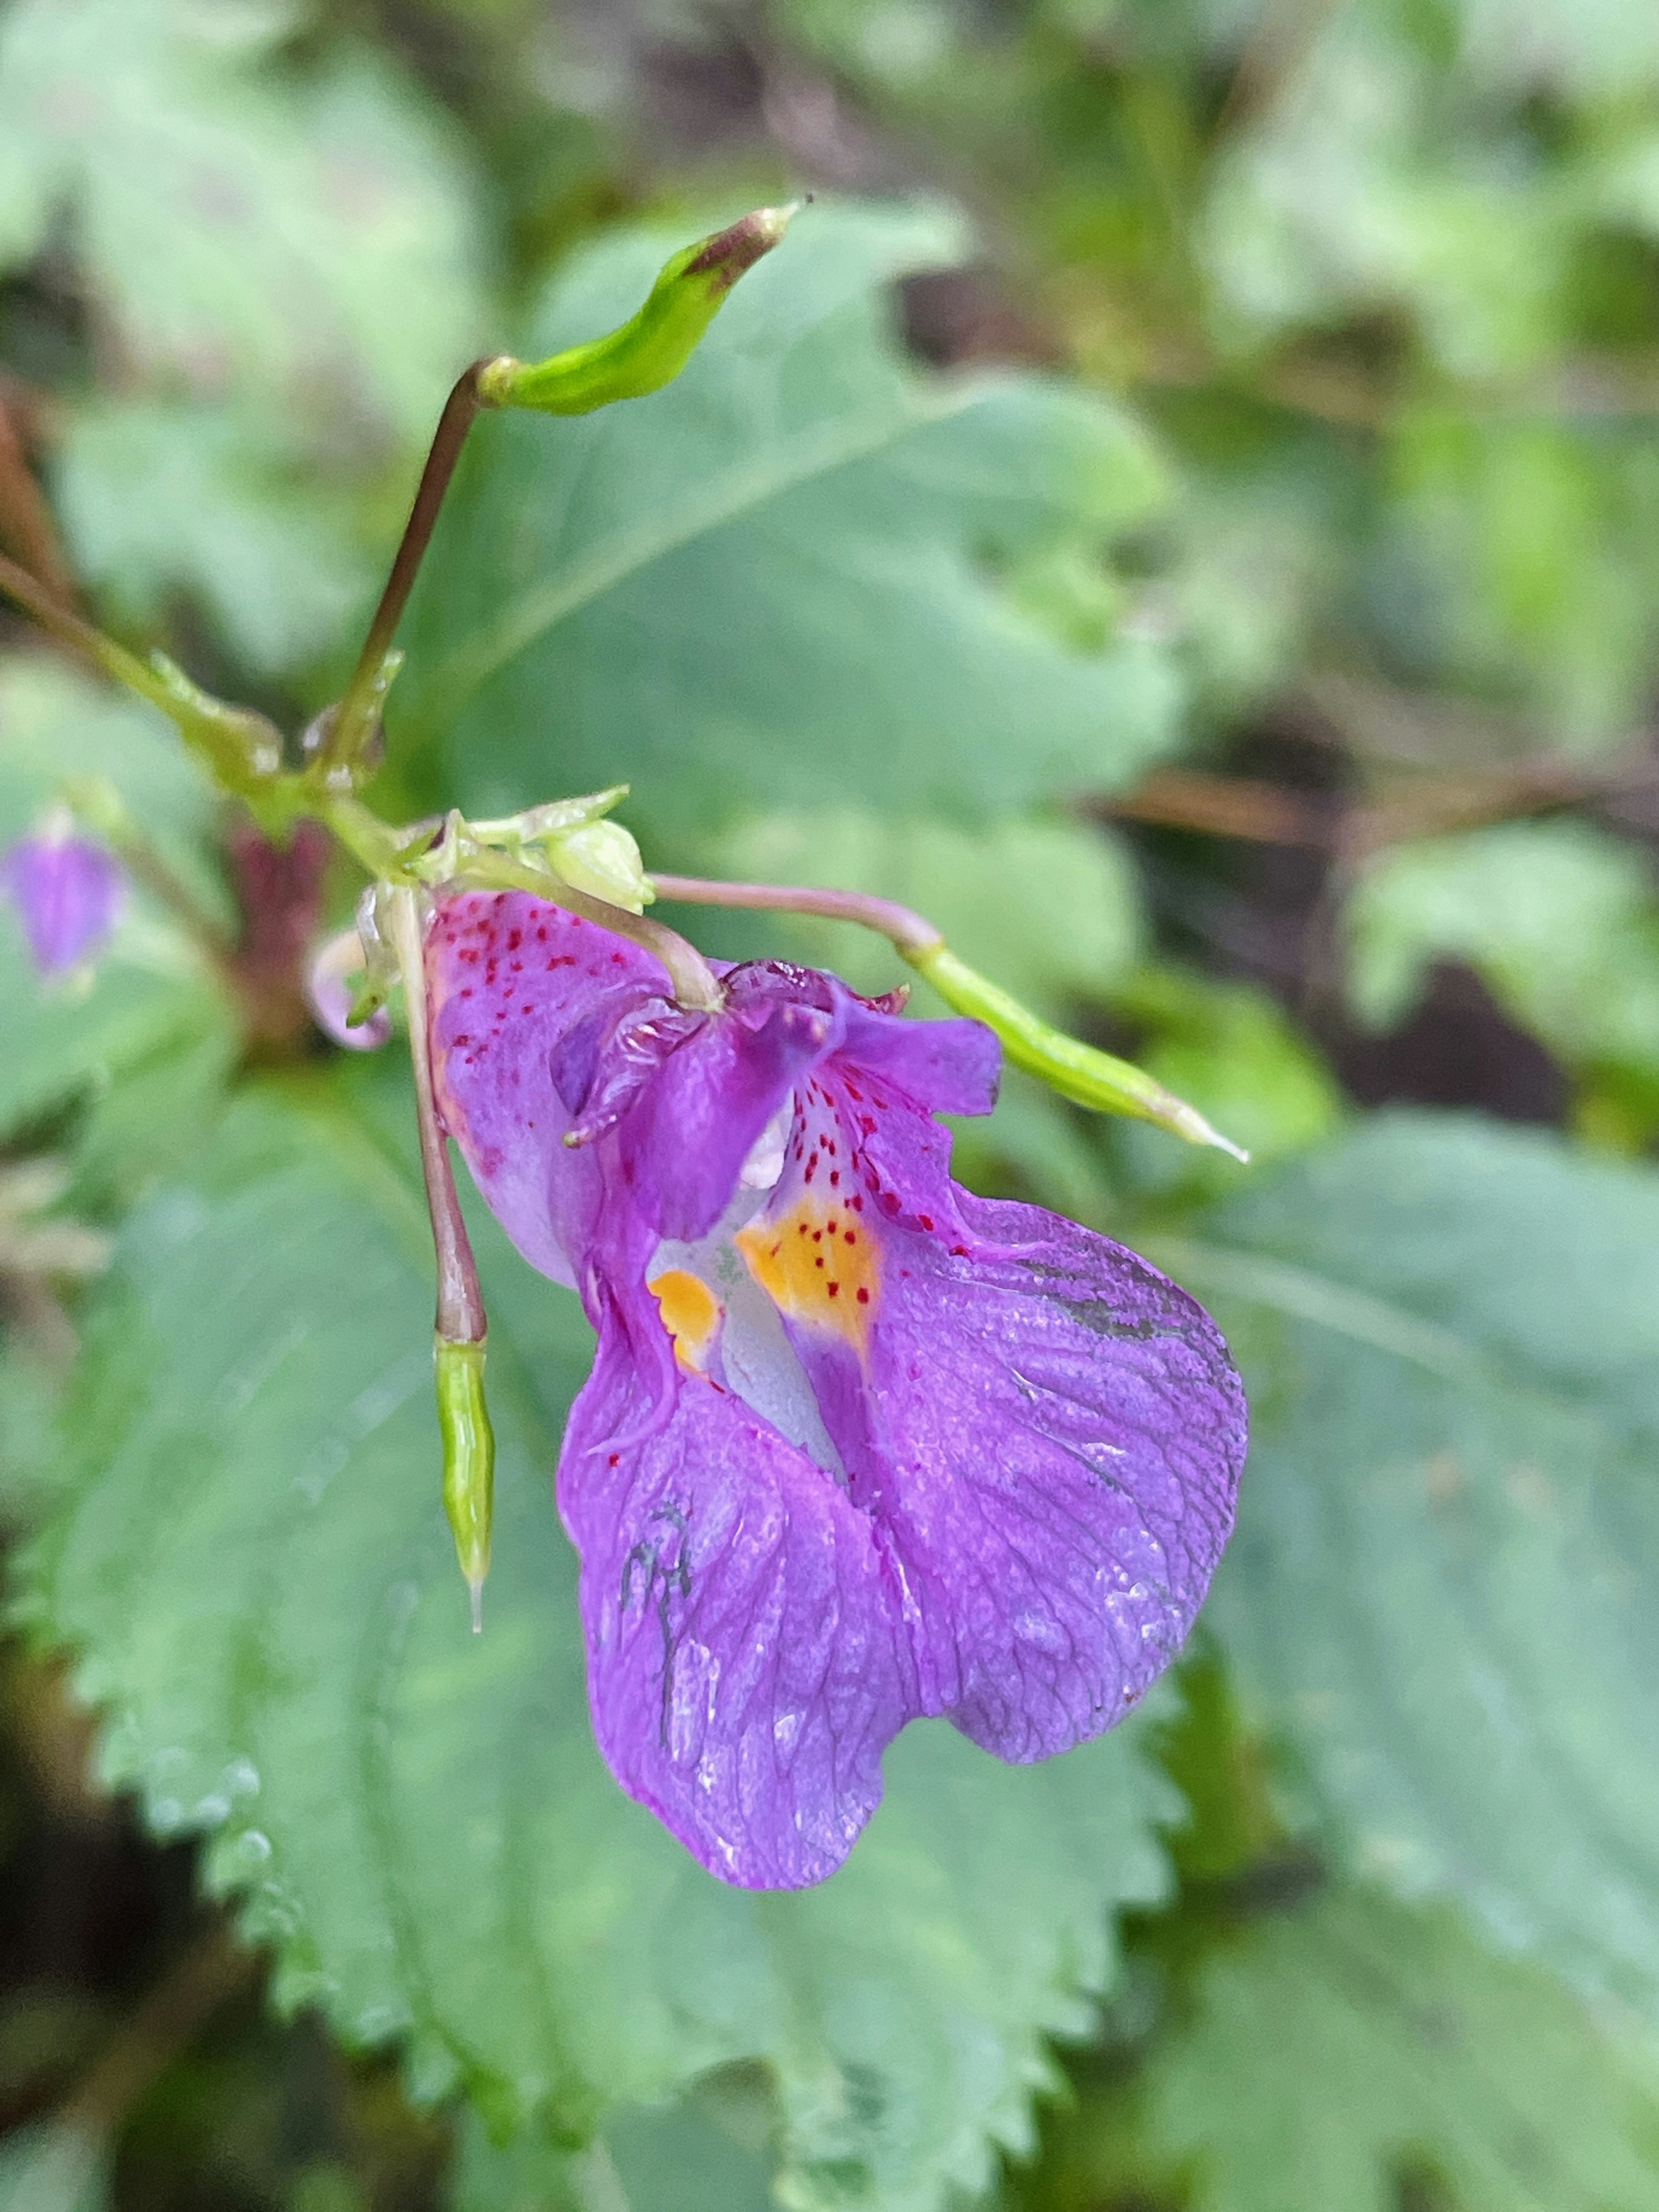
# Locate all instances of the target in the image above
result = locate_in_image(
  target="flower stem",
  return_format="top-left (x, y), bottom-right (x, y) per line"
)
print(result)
top-left (464, 852), bottom-right (724, 1011)
top-left (388, 885), bottom-right (496, 1628)
top-left (652, 871), bottom-right (944, 957)
top-left (649, 871), bottom-right (1248, 1159)
top-left (388, 887), bottom-right (487, 1345)
top-left (327, 360), bottom-right (501, 775)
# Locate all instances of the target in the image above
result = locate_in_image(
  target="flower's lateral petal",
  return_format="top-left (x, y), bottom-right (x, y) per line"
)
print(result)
top-left (626, 982), bottom-right (841, 1243)
top-left (835, 992), bottom-right (1001, 1118)
top-left (427, 891), bottom-right (667, 1285)
top-left (560, 1281), bottom-right (913, 1889)
top-left (747, 1060), bottom-right (1247, 1763)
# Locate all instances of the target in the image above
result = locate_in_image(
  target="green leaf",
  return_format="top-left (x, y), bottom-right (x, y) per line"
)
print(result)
top-left (0, 0), bottom-right (485, 447)
top-left (1379, 411), bottom-right (1659, 748)
top-left (1173, 1113), bottom-right (1659, 2012)
top-left (451, 2070), bottom-right (779, 2212)
top-left (1027, 1886), bottom-right (1659, 2212)
top-left (1204, 12), bottom-right (1568, 381)
top-left (394, 201), bottom-right (1183, 834)
top-left (1345, 820), bottom-right (1659, 1078)
top-left (54, 400), bottom-right (373, 678)
top-left (18, 1067), bottom-right (1176, 2212)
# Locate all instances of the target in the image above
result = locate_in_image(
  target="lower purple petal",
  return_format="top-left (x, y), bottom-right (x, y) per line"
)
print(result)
top-left (750, 1060), bottom-right (1247, 1764)
top-left (560, 1289), bottom-right (913, 1888)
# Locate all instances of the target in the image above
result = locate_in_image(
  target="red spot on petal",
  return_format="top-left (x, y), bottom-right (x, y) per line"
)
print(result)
top-left (827, 1281), bottom-right (839, 1296)
top-left (856, 1287), bottom-right (870, 1304)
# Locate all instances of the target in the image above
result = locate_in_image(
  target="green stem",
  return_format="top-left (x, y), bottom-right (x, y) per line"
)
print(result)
top-left (0, 548), bottom-right (286, 805)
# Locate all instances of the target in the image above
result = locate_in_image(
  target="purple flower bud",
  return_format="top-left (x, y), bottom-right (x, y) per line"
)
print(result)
top-left (0, 829), bottom-right (123, 977)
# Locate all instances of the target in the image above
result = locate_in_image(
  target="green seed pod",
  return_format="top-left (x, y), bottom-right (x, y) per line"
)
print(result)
top-left (477, 205), bottom-right (797, 418)
top-left (906, 942), bottom-right (1249, 1162)
top-left (436, 1335), bottom-right (495, 1633)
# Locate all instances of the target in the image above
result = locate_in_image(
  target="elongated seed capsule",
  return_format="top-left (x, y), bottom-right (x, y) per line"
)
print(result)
top-left (436, 1335), bottom-right (494, 1634)
top-left (905, 942), bottom-right (1249, 1162)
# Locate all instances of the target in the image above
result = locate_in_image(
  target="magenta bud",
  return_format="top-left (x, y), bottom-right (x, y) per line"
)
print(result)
top-left (0, 828), bottom-right (123, 977)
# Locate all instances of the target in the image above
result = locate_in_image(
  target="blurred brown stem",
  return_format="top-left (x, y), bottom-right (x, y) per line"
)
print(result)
top-left (1100, 757), bottom-right (1649, 855)
top-left (59, 1921), bottom-right (256, 2145)
top-left (326, 360), bottom-right (493, 773)
top-left (0, 384), bottom-right (76, 609)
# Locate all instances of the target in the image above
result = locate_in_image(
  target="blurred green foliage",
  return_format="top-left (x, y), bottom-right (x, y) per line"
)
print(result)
top-left (6, 2), bottom-right (1659, 2210)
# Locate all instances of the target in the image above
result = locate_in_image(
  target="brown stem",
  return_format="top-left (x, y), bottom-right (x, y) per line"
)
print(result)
top-left (388, 888), bottom-right (486, 1344)
top-left (1100, 769), bottom-right (1334, 848)
top-left (327, 360), bottom-right (505, 773)
top-left (1098, 759), bottom-right (1653, 854)
top-left (650, 871), bottom-right (942, 957)
top-left (0, 385), bottom-right (76, 609)
top-left (59, 1921), bottom-right (255, 2144)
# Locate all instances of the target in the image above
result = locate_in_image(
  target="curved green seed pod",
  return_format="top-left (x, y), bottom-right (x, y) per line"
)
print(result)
top-left (477, 205), bottom-right (798, 417)
top-left (436, 1335), bottom-right (495, 1634)
top-left (906, 943), bottom-right (1249, 1162)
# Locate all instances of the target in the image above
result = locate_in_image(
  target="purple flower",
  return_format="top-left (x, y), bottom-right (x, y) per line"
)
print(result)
top-left (429, 891), bottom-right (1247, 1889)
top-left (0, 828), bottom-right (123, 977)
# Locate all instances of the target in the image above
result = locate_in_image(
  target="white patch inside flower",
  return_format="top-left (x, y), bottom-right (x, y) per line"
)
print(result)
top-left (737, 1094), bottom-right (793, 1190)
top-left (651, 1172), bottom-right (847, 1483)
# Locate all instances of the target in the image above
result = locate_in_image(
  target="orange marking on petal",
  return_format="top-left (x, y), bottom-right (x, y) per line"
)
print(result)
top-left (735, 1198), bottom-right (880, 1352)
top-left (648, 1268), bottom-right (723, 1373)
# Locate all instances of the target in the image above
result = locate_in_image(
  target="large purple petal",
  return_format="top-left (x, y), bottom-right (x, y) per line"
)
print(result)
top-left (737, 1049), bottom-right (1246, 1762)
top-left (560, 1271), bottom-right (913, 1888)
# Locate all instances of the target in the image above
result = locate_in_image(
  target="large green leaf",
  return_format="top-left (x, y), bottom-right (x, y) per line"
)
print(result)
top-left (1174, 1113), bottom-right (1659, 2010)
top-left (54, 399), bottom-right (373, 677)
top-left (1021, 1885), bottom-right (1659, 2212)
top-left (393, 201), bottom-right (1182, 836)
top-left (1344, 820), bottom-right (1659, 1086)
top-left (0, 0), bottom-right (484, 445)
top-left (15, 1067), bottom-right (1176, 2212)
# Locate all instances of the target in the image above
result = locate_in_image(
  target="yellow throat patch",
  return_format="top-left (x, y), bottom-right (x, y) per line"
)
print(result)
top-left (735, 1197), bottom-right (879, 1353)
top-left (648, 1269), bottom-right (724, 1373)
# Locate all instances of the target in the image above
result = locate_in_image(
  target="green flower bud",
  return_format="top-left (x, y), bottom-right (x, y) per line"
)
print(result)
top-left (547, 819), bottom-right (654, 913)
